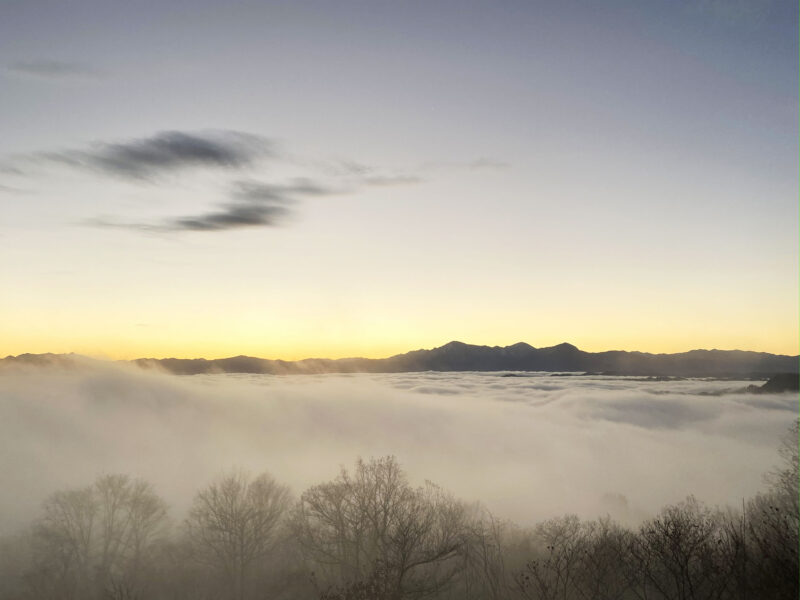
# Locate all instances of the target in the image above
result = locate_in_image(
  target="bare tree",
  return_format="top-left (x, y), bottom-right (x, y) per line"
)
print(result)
top-left (627, 496), bottom-right (731, 600)
top-left (186, 470), bottom-right (291, 600)
top-left (513, 515), bottom-right (586, 600)
top-left (768, 419), bottom-right (799, 516)
top-left (292, 456), bottom-right (468, 600)
top-left (26, 475), bottom-right (167, 600)
top-left (27, 485), bottom-right (96, 599)
top-left (742, 419), bottom-right (799, 600)
top-left (457, 507), bottom-right (516, 600)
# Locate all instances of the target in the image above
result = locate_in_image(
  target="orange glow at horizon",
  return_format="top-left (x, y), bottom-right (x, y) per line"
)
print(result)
top-left (3, 329), bottom-right (797, 362)
top-left (2, 276), bottom-right (797, 361)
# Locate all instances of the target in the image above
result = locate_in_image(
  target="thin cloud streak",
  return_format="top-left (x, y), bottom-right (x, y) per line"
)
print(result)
top-left (232, 179), bottom-right (333, 201)
top-left (363, 175), bottom-right (424, 186)
top-left (319, 160), bottom-right (424, 187)
top-left (168, 202), bottom-right (290, 231)
top-left (28, 130), bottom-right (273, 180)
top-left (418, 158), bottom-right (511, 173)
top-left (7, 59), bottom-right (104, 80)
top-left (87, 178), bottom-right (336, 232)
top-left (468, 157), bottom-right (511, 170)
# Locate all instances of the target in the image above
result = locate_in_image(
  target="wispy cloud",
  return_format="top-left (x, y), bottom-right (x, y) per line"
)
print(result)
top-left (89, 178), bottom-right (335, 233)
top-left (167, 202), bottom-right (290, 231)
top-left (322, 160), bottom-right (424, 187)
top-left (468, 157), bottom-right (510, 170)
top-left (419, 157), bottom-right (511, 173)
top-left (363, 175), bottom-right (423, 187)
top-left (5, 129), bottom-right (431, 234)
top-left (0, 183), bottom-right (29, 194)
top-left (33, 130), bottom-right (272, 180)
top-left (7, 59), bottom-right (103, 80)
top-left (232, 179), bottom-right (331, 201)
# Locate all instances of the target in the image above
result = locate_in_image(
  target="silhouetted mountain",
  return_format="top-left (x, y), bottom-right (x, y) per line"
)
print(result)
top-left (0, 353), bottom-right (94, 369)
top-left (746, 372), bottom-right (800, 394)
top-left (132, 341), bottom-right (797, 377)
top-left (4, 342), bottom-right (797, 378)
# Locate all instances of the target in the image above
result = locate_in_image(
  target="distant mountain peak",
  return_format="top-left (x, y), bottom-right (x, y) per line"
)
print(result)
top-left (539, 342), bottom-right (580, 354)
top-left (3, 343), bottom-right (798, 378)
top-left (441, 340), bottom-right (468, 348)
top-left (508, 342), bottom-right (535, 350)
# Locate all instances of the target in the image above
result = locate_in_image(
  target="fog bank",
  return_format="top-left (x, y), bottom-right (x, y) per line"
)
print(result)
top-left (0, 361), bottom-right (795, 533)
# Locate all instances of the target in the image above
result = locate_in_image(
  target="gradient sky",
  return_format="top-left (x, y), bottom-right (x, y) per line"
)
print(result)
top-left (1, 0), bottom-right (797, 360)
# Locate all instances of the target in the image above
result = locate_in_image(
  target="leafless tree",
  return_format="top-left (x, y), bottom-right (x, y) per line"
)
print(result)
top-left (572, 517), bottom-right (635, 600)
top-left (627, 496), bottom-right (731, 600)
top-left (741, 419), bottom-right (799, 599)
top-left (768, 419), bottom-right (799, 516)
top-left (457, 508), bottom-right (512, 600)
top-left (292, 456), bottom-right (468, 600)
top-left (513, 515), bottom-right (586, 600)
top-left (26, 474), bottom-right (167, 600)
top-left (186, 470), bottom-right (291, 600)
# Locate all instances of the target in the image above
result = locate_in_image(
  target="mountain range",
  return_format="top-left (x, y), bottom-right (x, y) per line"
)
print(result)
top-left (5, 341), bottom-right (793, 378)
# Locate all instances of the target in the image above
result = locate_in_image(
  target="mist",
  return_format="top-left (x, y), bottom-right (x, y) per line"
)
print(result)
top-left (0, 359), bottom-right (795, 534)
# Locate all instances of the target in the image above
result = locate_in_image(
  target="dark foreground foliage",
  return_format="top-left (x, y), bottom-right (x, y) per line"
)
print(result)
top-left (0, 423), bottom-right (796, 600)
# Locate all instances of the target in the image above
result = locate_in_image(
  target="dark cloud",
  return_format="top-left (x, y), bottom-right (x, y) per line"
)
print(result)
top-left (7, 59), bottom-right (103, 80)
top-left (4, 129), bottom-right (430, 233)
top-left (36, 130), bottom-right (272, 180)
top-left (86, 205), bottom-right (287, 234)
top-left (168, 202), bottom-right (289, 231)
top-left (162, 178), bottom-right (334, 232)
top-left (88, 178), bottom-right (335, 233)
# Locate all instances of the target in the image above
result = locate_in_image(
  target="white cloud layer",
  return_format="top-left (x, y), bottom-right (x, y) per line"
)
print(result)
top-left (0, 361), bottom-right (795, 534)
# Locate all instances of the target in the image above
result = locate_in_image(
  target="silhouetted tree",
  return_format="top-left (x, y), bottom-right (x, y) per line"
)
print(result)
top-left (741, 420), bottom-right (799, 599)
top-left (628, 496), bottom-right (731, 600)
top-left (514, 515), bottom-right (586, 600)
top-left (186, 470), bottom-right (291, 600)
top-left (25, 474), bottom-right (167, 600)
top-left (293, 456), bottom-right (468, 600)
top-left (457, 508), bottom-right (514, 600)
top-left (573, 517), bottom-right (635, 600)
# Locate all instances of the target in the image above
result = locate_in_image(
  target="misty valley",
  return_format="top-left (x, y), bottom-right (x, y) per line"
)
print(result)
top-left (3, 0), bottom-right (797, 598)
top-left (0, 362), bottom-right (796, 600)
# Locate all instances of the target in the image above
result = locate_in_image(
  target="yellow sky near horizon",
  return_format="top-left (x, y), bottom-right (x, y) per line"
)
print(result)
top-left (3, 301), bottom-right (797, 360)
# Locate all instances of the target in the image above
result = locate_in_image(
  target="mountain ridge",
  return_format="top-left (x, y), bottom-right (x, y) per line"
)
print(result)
top-left (3, 341), bottom-right (798, 378)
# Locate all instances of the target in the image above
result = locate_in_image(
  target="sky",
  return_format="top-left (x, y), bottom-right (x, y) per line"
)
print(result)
top-left (1, 0), bottom-right (797, 360)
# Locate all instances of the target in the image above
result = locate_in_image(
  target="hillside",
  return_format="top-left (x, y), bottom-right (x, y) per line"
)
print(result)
top-left (4, 342), bottom-right (797, 378)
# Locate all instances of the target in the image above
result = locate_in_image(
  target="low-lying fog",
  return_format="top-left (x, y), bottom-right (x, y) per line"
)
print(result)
top-left (0, 360), bottom-right (796, 534)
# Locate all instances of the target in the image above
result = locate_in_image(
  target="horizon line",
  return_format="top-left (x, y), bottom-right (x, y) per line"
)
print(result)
top-left (4, 340), bottom-right (799, 363)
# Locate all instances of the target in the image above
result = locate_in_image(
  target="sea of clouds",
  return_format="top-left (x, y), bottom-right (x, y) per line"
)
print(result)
top-left (0, 360), bottom-right (796, 534)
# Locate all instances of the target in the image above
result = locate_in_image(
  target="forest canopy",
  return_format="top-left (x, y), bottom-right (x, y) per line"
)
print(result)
top-left (0, 422), bottom-right (796, 600)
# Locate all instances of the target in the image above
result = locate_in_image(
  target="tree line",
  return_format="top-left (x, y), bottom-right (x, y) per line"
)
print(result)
top-left (0, 423), bottom-right (796, 600)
